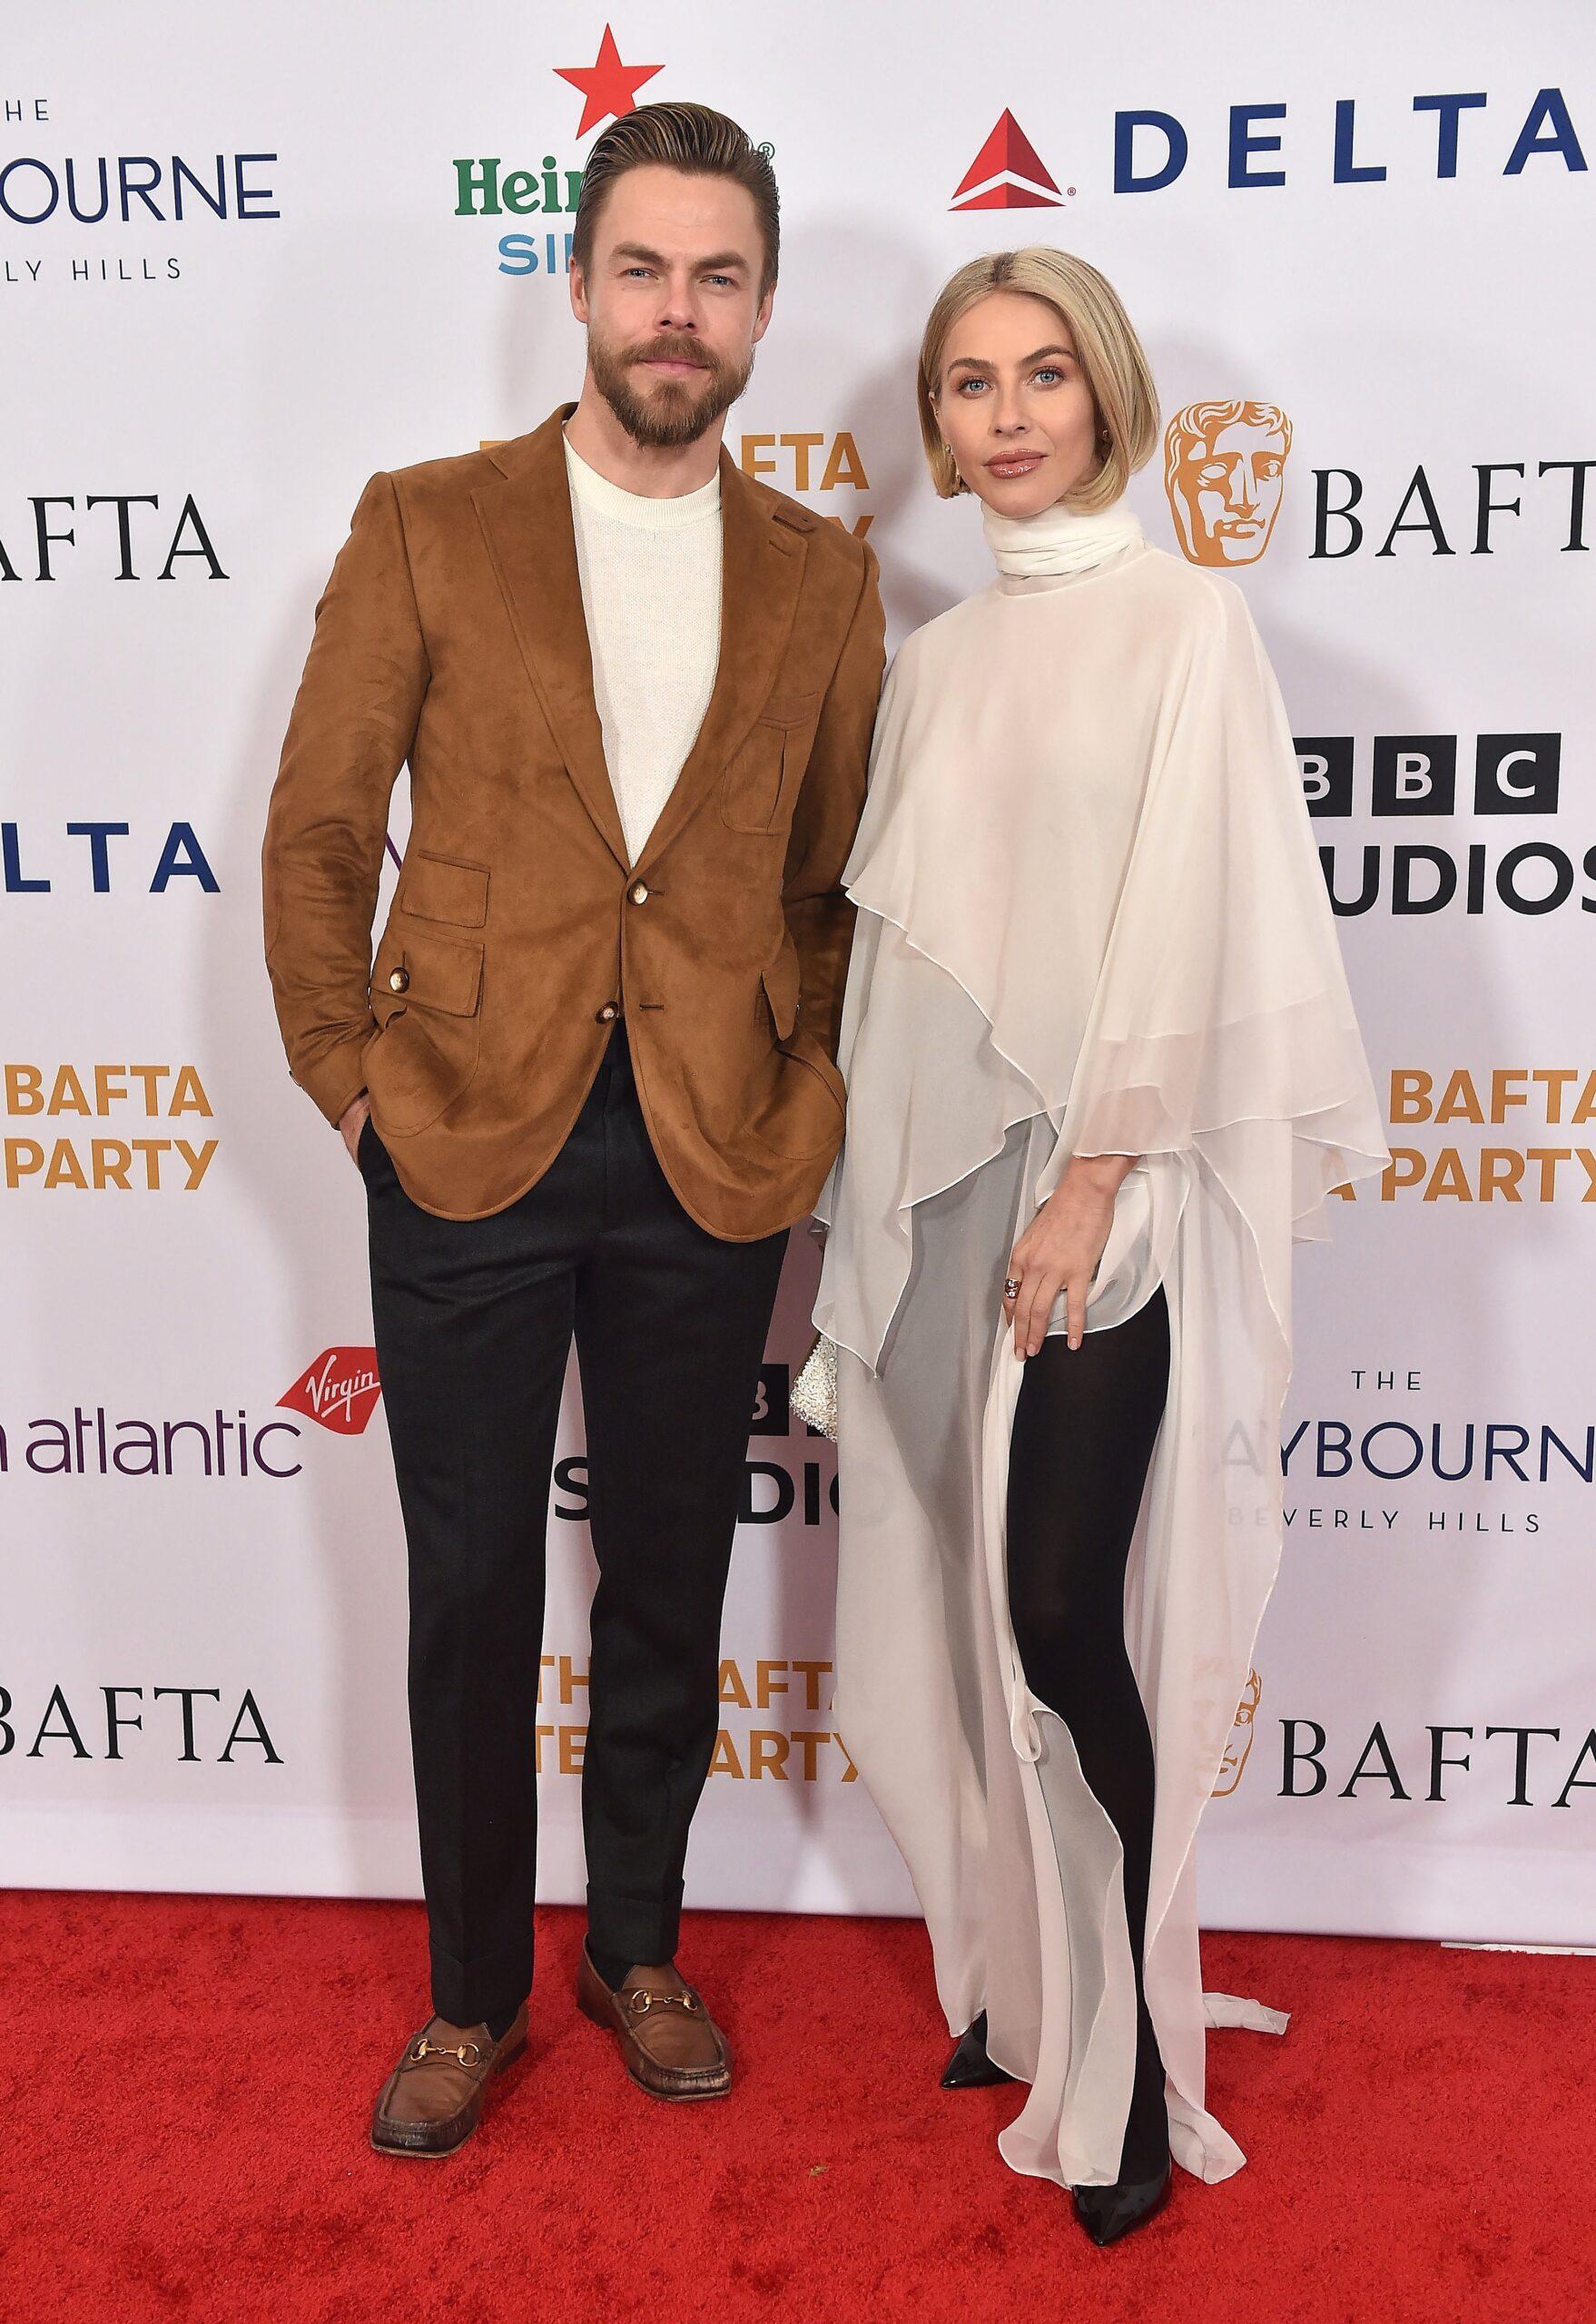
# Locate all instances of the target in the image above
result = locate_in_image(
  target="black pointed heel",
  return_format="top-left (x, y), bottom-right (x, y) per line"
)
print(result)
top-left (939, 2009), bottom-right (1016, 2090)
top-left (1069, 2151), bottom-right (1172, 2246)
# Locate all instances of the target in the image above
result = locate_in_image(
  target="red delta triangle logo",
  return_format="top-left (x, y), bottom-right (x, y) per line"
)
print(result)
top-left (951, 113), bottom-right (1064, 210)
top-left (280, 1348), bottom-right (383, 1436)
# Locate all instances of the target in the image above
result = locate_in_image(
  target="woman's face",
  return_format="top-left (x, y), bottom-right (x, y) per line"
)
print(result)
top-left (933, 290), bottom-right (1101, 517)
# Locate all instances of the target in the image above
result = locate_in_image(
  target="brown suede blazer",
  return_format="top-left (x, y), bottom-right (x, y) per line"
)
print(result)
top-left (261, 403), bottom-right (885, 1236)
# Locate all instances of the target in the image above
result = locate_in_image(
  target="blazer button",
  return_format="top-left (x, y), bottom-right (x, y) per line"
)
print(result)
top-left (388, 966), bottom-right (409, 993)
top-left (628, 881), bottom-right (649, 904)
top-left (596, 1002), bottom-right (618, 1022)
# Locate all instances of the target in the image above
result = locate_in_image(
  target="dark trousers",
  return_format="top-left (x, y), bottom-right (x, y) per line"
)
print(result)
top-left (358, 1021), bottom-right (790, 2027)
top-left (1005, 1280), bottom-right (1173, 2178)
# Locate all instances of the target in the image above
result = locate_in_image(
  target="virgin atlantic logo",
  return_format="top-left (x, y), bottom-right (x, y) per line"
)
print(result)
top-left (279, 1347), bottom-right (382, 1435)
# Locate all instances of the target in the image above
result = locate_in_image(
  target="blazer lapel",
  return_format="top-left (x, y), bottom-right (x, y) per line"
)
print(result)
top-left (472, 406), bottom-right (809, 877)
top-left (471, 404), bottom-right (630, 870)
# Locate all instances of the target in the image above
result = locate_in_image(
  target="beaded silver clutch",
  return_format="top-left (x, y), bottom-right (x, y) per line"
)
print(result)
top-left (791, 1329), bottom-right (839, 1442)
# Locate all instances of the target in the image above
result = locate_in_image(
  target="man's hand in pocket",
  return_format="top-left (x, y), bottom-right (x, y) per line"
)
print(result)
top-left (339, 1091), bottom-right (371, 1167)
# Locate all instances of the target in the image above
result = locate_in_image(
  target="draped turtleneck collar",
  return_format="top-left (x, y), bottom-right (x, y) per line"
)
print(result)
top-left (981, 492), bottom-right (1145, 579)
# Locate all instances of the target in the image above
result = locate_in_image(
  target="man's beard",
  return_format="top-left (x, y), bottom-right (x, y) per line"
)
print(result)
top-left (587, 326), bottom-right (754, 450)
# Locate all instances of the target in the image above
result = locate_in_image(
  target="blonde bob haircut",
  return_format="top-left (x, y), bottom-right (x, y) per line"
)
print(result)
top-left (917, 248), bottom-right (1159, 511)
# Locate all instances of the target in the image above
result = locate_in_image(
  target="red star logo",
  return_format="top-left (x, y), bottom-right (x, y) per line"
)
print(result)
top-left (556, 25), bottom-right (663, 138)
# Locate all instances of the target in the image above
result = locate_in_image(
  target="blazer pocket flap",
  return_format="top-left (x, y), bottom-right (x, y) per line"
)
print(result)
top-left (400, 850), bottom-right (490, 928)
top-left (762, 951), bottom-right (802, 1040)
top-left (397, 930), bottom-right (484, 1017)
top-left (757, 690), bottom-right (822, 728)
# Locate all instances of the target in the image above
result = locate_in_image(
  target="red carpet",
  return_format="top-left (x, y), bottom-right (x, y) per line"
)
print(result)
top-left (1, 1892), bottom-right (1590, 2322)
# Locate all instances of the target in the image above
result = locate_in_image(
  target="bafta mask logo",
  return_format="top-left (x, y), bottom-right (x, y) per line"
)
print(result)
top-left (1212, 1669), bottom-right (1262, 1796)
top-left (1165, 402), bottom-right (1293, 566)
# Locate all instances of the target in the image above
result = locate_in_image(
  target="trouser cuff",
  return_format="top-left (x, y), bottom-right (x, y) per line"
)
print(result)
top-left (586, 1880), bottom-right (685, 1969)
top-left (429, 1929), bottom-right (534, 2030)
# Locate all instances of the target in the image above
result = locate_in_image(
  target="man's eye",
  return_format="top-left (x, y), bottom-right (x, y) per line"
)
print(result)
top-left (623, 266), bottom-right (654, 279)
top-left (705, 273), bottom-right (736, 288)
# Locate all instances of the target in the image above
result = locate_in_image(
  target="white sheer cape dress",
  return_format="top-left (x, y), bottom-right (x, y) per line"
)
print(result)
top-left (812, 497), bottom-right (1389, 2191)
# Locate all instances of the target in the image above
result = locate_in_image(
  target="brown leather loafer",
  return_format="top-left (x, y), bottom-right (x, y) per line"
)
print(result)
top-left (369, 2002), bottom-right (529, 2157)
top-left (576, 1943), bottom-right (732, 2102)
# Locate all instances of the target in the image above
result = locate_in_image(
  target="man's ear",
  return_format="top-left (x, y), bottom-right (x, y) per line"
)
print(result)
top-left (569, 261), bottom-right (590, 324)
top-left (751, 282), bottom-right (775, 346)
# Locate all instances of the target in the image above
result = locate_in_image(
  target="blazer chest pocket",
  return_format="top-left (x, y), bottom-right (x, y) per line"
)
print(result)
top-left (398, 849), bottom-right (490, 928)
top-left (719, 692), bottom-right (822, 834)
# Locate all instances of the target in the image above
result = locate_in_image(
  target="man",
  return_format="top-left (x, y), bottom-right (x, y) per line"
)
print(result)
top-left (261, 101), bottom-right (884, 2156)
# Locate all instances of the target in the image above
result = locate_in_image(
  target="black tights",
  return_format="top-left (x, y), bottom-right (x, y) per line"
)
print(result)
top-left (1005, 1279), bottom-right (1171, 2184)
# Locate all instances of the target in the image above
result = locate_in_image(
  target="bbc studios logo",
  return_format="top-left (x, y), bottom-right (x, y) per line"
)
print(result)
top-left (1304, 733), bottom-right (1593, 921)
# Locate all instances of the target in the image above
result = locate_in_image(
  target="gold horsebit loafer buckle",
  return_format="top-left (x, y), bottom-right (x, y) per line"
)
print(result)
top-left (406, 2034), bottom-right (486, 2068)
top-left (624, 1986), bottom-right (704, 2017)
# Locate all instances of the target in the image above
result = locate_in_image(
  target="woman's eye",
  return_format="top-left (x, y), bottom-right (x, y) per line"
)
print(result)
top-left (1033, 367), bottom-right (1064, 386)
top-left (955, 377), bottom-right (989, 395)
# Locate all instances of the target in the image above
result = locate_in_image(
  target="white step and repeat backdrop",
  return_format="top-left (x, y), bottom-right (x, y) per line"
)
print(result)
top-left (5, 4), bottom-right (1594, 1945)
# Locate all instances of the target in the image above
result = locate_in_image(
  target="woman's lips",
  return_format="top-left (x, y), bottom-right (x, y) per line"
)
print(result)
top-left (986, 452), bottom-right (1045, 478)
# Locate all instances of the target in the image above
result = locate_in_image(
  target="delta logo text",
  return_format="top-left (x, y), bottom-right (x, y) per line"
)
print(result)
top-left (453, 25), bottom-right (676, 281)
top-left (2, 94), bottom-right (281, 288)
top-left (3, 822), bottom-right (219, 897)
top-left (949, 87), bottom-right (1584, 210)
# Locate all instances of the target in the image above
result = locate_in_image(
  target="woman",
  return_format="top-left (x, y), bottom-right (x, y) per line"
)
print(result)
top-left (812, 250), bottom-right (1389, 2244)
